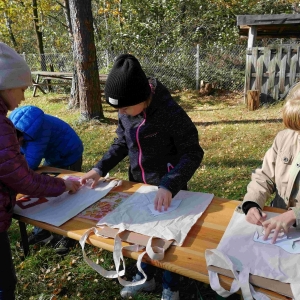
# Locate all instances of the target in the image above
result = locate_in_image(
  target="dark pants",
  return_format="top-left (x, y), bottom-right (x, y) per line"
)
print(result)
top-left (0, 231), bottom-right (16, 300)
top-left (138, 262), bottom-right (180, 291)
top-left (62, 157), bottom-right (82, 172)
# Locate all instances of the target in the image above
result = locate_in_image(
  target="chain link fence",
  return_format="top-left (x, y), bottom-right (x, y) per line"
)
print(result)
top-left (22, 45), bottom-right (246, 92)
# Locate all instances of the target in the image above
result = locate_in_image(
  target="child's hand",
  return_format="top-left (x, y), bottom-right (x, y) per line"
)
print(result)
top-left (245, 207), bottom-right (267, 226)
top-left (64, 179), bottom-right (81, 194)
top-left (154, 188), bottom-right (172, 212)
top-left (262, 210), bottom-right (296, 244)
top-left (80, 170), bottom-right (100, 188)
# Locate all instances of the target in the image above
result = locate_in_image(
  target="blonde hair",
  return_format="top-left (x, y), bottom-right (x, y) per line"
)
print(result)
top-left (283, 86), bottom-right (300, 131)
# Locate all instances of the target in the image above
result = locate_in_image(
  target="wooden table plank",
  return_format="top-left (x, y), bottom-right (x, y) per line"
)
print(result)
top-left (30, 72), bottom-right (108, 96)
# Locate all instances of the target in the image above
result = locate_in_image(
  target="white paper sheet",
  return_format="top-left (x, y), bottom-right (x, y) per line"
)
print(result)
top-left (14, 178), bottom-right (120, 226)
top-left (147, 199), bottom-right (182, 216)
top-left (253, 212), bottom-right (300, 254)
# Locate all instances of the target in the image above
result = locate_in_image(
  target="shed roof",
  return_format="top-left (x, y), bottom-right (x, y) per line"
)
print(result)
top-left (237, 14), bottom-right (300, 39)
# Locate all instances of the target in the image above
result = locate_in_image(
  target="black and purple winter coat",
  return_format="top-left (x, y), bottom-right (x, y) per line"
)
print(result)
top-left (94, 80), bottom-right (203, 196)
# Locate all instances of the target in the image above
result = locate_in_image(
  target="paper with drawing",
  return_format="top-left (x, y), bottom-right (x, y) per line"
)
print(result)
top-left (253, 212), bottom-right (300, 254)
top-left (77, 192), bottom-right (130, 221)
top-left (14, 176), bottom-right (120, 226)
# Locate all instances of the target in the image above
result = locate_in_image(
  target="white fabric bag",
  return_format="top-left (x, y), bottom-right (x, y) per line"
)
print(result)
top-left (80, 185), bottom-right (214, 286)
top-left (205, 210), bottom-right (300, 299)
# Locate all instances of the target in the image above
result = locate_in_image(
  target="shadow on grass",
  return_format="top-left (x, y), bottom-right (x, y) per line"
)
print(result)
top-left (101, 117), bottom-right (118, 125)
top-left (173, 92), bottom-right (242, 111)
top-left (194, 118), bottom-right (282, 127)
top-left (44, 96), bottom-right (69, 103)
top-left (123, 259), bottom-right (241, 300)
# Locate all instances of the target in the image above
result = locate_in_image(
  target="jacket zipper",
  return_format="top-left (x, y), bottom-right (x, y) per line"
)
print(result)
top-left (136, 111), bottom-right (147, 184)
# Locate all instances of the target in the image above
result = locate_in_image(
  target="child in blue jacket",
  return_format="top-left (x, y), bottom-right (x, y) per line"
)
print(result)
top-left (81, 54), bottom-right (203, 300)
top-left (10, 105), bottom-right (83, 255)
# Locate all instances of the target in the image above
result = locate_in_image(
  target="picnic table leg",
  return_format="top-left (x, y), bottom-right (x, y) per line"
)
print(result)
top-left (18, 220), bottom-right (29, 259)
top-left (32, 74), bottom-right (46, 97)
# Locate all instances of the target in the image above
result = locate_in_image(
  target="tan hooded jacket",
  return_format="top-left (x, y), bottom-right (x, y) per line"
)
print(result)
top-left (237, 129), bottom-right (300, 226)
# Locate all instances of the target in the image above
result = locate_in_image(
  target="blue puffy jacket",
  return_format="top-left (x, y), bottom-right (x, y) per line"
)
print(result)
top-left (9, 105), bottom-right (83, 170)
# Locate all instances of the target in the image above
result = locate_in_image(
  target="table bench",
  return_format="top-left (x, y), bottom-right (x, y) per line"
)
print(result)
top-left (31, 71), bottom-right (108, 97)
top-left (13, 166), bottom-right (292, 300)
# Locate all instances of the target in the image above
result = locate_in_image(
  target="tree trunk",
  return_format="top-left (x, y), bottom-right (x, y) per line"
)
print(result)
top-left (63, 0), bottom-right (79, 108)
top-left (32, 0), bottom-right (46, 71)
top-left (247, 90), bottom-right (260, 111)
top-left (4, 12), bottom-right (18, 50)
top-left (69, 0), bottom-right (103, 120)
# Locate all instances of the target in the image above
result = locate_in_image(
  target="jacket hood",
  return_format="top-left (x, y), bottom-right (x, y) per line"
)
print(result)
top-left (145, 80), bottom-right (171, 116)
top-left (9, 105), bottom-right (44, 140)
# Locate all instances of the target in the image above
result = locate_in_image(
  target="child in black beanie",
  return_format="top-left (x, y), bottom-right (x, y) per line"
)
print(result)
top-left (81, 54), bottom-right (204, 300)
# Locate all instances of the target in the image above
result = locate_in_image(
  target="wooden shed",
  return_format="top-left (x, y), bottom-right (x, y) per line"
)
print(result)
top-left (237, 14), bottom-right (300, 104)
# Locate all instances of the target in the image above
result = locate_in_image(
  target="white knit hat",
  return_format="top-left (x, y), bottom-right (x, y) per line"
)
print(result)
top-left (0, 42), bottom-right (32, 90)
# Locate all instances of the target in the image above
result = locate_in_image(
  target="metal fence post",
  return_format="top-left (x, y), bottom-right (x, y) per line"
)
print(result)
top-left (196, 44), bottom-right (199, 90)
top-left (106, 49), bottom-right (109, 69)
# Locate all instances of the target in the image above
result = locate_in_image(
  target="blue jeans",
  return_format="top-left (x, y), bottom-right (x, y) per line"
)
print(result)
top-left (137, 262), bottom-right (180, 291)
top-left (0, 231), bottom-right (16, 300)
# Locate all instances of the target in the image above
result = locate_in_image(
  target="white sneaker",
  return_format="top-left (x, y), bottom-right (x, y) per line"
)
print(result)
top-left (120, 274), bottom-right (156, 298)
top-left (161, 288), bottom-right (180, 300)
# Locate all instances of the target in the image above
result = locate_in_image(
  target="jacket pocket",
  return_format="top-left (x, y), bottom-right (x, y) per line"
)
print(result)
top-left (279, 148), bottom-right (293, 165)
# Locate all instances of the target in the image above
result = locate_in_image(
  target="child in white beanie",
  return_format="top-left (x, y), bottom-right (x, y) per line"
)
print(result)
top-left (0, 42), bottom-right (80, 299)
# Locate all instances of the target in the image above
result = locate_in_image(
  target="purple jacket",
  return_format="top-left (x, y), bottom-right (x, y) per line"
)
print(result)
top-left (0, 98), bottom-right (66, 232)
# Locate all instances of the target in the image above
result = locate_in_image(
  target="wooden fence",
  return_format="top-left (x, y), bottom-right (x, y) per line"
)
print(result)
top-left (245, 45), bottom-right (300, 103)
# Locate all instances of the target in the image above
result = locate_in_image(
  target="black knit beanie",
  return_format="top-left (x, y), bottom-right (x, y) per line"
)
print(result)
top-left (105, 54), bottom-right (151, 108)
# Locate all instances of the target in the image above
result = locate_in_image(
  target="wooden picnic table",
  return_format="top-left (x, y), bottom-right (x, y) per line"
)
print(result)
top-left (31, 71), bottom-right (108, 97)
top-left (13, 166), bottom-right (292, 300)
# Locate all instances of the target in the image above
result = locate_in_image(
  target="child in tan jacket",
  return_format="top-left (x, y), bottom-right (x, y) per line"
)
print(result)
top-left (241, 87), bottom-right (300, 243)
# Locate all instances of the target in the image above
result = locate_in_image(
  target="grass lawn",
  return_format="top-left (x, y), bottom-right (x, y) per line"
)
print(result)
top-left (9, 89), bottom-right (284, 299)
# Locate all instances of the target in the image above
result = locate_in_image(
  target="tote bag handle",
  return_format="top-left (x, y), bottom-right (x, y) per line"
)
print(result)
top-left (79, 227), bottom-right (165, 287)
top-left (205, 249), bottom-right (270, 300)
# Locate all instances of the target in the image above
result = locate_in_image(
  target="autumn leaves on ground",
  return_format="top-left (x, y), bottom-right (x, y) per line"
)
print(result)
top-left (10, 90), bottom-right (284, 299)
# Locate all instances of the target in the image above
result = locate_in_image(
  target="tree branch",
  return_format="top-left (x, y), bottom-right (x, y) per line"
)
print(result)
top-left (55, 0), bottom-right (66, 9)
top-left (47, 14), bottom-right (68, 29)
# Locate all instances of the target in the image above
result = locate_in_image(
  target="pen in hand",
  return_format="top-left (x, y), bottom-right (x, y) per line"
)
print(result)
top-left (257, 207), bottom-right (262, 217)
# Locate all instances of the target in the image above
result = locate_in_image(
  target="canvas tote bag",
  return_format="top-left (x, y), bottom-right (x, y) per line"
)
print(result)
top-left (80, 185), bottom-right (214, 287)
top-left (205, 210), bottom-right (300, 300)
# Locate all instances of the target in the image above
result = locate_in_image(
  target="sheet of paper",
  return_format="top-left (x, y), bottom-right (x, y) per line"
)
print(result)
top-left (14, 178), bottom-right (119, 227)
top-left (77, 192), bottom-right (130, 221)
top-left (253, 225), bottom-right (300, 254)
top-left (147, 199), bottom-right (182, 216)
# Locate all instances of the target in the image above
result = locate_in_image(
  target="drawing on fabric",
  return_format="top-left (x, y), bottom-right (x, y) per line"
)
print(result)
top-left (253, 227), bottom-right (300, 254)
top-left (77, 192), bottom-right (130, 221)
